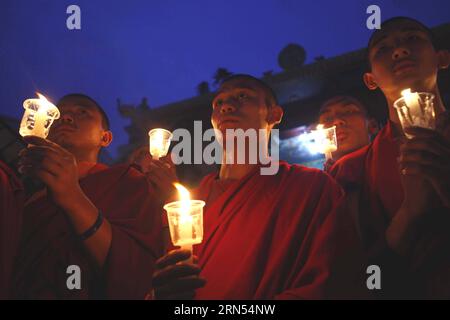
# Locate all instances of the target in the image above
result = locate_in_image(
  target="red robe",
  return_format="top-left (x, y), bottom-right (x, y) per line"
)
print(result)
top-left (12, 163), bottom-right (163, 299)
top-left (0, 161), bottom-right (24, 299)
top-left (193, 161), bottom-right (365, 299)
top-left (329, 121), bottom-right (450, 298)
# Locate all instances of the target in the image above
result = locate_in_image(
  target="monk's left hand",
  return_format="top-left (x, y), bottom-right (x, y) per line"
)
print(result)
top-left (18, 135), bottom-right (83, 208)
top-left (400, 127), bottom-right (450, 209)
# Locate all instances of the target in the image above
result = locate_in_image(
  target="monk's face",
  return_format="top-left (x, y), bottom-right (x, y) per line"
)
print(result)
top-left (365, 19), bottom-right (441, 98)
top-left (48, 97), bottom-right (111, 154)
top-left (319, 97), bottom-right (371, 158)
top-left (211, 79), bottom-right (271, 136)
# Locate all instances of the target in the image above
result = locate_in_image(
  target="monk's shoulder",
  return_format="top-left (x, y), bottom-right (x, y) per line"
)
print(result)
top-left (278, 161), bottom-right (340, 190)
top-left (328, 145), bottom-right (370, 187)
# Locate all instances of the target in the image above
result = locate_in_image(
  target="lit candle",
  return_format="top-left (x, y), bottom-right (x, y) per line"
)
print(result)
top-left (394, 89), bottom-right (436, 138)
top-left (313, 124), bottom-right (337, 161)
top-left (20, 93), bottom-right (60, 138)
top-left (164, 183), bottom-right (205, 264)
top-left (401, 89), bottom-right (421, 119)
top-left (148, 128), bottom-right (173, 160)
top-left (176, 183), bottom-right (194, 250)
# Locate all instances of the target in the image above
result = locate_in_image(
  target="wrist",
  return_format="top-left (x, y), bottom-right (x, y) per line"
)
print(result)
top-left (58, 185), bottom-right (91, 212)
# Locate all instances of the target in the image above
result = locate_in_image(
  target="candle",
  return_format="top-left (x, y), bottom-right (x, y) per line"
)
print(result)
top-left (401, 89), bottom-right (421, 120)
top-left (148, 128), bottom-right (173, 160)
top-left (313, 124), bottom-right (337, 161)
top-left (394, 89), bottom-right (436, 138)
top-left (164, 183), bottom-right (205, 264)
top-left (20, 93), bottom-right (60, 138)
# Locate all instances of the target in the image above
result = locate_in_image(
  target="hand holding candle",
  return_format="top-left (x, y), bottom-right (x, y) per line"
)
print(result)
top-left (19, 93), bottom-right (60, 139)
top-left (312, 124), bottom-right (338, 161)
top-left (148, 128), bottom-right (173, 160)
top-left (163, 183), bottom-right (205, 263)
top-left (394, 88), bottom-right (436, 138)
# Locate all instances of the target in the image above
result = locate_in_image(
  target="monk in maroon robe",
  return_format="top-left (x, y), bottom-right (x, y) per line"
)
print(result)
top-left (316, 95), bottom-right (378, 172)
top-left (13, 94), bottom-right (163, 299)
top-left (150, 75), bottom-right (366, 300)
top-left (329, 17), bottom-right (450, 298)
top-left (0, 160), bottom-right (23, 299)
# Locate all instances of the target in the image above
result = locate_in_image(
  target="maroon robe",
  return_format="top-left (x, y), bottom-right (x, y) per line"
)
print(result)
top-left (12, 163), bottom-right (163, 299)
top-left (0, 161), bottom-right (24, 299)
top-left (192, 161), bottom-right (365, 299)
top-left (329, 121), bottom-right (450, 298)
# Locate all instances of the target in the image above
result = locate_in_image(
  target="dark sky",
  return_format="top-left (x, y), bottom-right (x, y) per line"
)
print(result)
top-left (1, 0), bottom-right (449, 157)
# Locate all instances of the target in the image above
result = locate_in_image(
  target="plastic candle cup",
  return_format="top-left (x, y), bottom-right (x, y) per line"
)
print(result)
top-left (394, 89), bottom-right (436, 139)
top-left (312, 124), bottom-right (337, 161)
top-left (148, 128), bottom-right (173, 160)
top-left (19, 93), bottom-right (60, 139)
top-left (163, 183), bottom-right (205, 264)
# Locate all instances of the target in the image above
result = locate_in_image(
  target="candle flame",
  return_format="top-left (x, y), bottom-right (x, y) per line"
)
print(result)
top-left (36, 92), bottom-right (49, 102)
top-left (401, 88), bottom-right (412, 98)
top-left (174, 183), bottom-right (191, 217)
top-left (35, 92), bottom-right (52, 113)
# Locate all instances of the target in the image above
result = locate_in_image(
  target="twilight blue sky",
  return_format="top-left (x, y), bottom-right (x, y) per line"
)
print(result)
top-left (1, 0), bottom-right (449, 156)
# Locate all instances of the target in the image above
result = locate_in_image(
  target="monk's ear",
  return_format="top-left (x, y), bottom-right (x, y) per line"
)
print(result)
top-left (437, 49), bottom-right (450, 70)
top-left (100, 130), bottom-right (113, 147)
top-left (267, 105), bottom-right (283, 126)
top-left (363, 72), bottom-right (378, 91)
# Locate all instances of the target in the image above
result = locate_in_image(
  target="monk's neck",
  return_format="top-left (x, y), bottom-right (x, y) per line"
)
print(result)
top-left (386, 85), bottom-right (446, 126)
top-left (72, 150), bottom-right (99, 178)
top-left (77, 161), bottom-right (98, 178)
top-left (219, 142), bottom-right (271, 180)
top-left (219, 163), bottom-right (258, 180)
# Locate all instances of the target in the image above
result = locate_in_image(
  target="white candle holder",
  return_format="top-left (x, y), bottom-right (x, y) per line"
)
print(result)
top-left (19, 93), bottom-right (60, 138)
top-left (163, 200), bottom-right (205, 264)
top-left (312, 125), bottom-right (337, 161)
top-left (394, 89), bottom-right (435, 139)
top-left (148, 128), bottom-right (173, 160)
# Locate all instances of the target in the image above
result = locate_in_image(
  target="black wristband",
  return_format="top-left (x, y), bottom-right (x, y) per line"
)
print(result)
top-left (79, 211), bottom-right (104, 241)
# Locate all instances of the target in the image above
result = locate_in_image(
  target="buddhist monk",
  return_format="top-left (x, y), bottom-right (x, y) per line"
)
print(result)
top-left (13, 93), bottom-right (163, 299)
top-left (329, 17), bottom-right (450, 298)
top-left (150, 75), bottom-right (366, 300)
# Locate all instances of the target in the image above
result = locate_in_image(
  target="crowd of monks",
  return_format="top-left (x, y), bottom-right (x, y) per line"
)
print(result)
top-left (1, 17), bottom-right (449, 299)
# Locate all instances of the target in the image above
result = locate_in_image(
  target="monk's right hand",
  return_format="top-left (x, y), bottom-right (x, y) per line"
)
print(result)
top-left (151, 249), bottom-right (206, 300)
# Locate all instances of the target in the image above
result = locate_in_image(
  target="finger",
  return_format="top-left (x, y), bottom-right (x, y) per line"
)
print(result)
top-left (20, 150), bottom-right (65, 170)
top-left (400, 162), bottom-right (447, 179)
top-left (23, 135), bottom-right (57, 147)
top-left (401, 139), bottom-right (450, 158)
top-left (401, 164), bottom-right (450, 208)
top-left (32, 167), bottom-right (58, 186)
top-left (404, 127), bottom-right (441, 138)
top-left (156, 249), bottom-right (192, 269)
top-left (23, 135), bottom-right (70, 155)
top-left (20, 146), bottom-right (65, 163)
top-left (24, 159), bottom-right (61, 178)
top-left (160, 155), bottom-right (175, 166)
top-left (153, 264), bottom-right (202, 287)
top-left (152, 160), bottom-right (172, 170)
top-left (192, 255), bottom-right (200, 264)
top-left (399, 151), bottom-right (447, 168)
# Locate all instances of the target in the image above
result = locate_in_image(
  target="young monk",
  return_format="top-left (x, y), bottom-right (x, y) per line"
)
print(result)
top-left (13, 93), bottom-right (163, 299)
top-left (0, 160), bottom-right (23, 299)
top-left (329, 17), bottom-right (450, 298)
top-left (150, 74), bottom-right (366, 300)
top-left (317, 95), bottom-right (378, 171)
